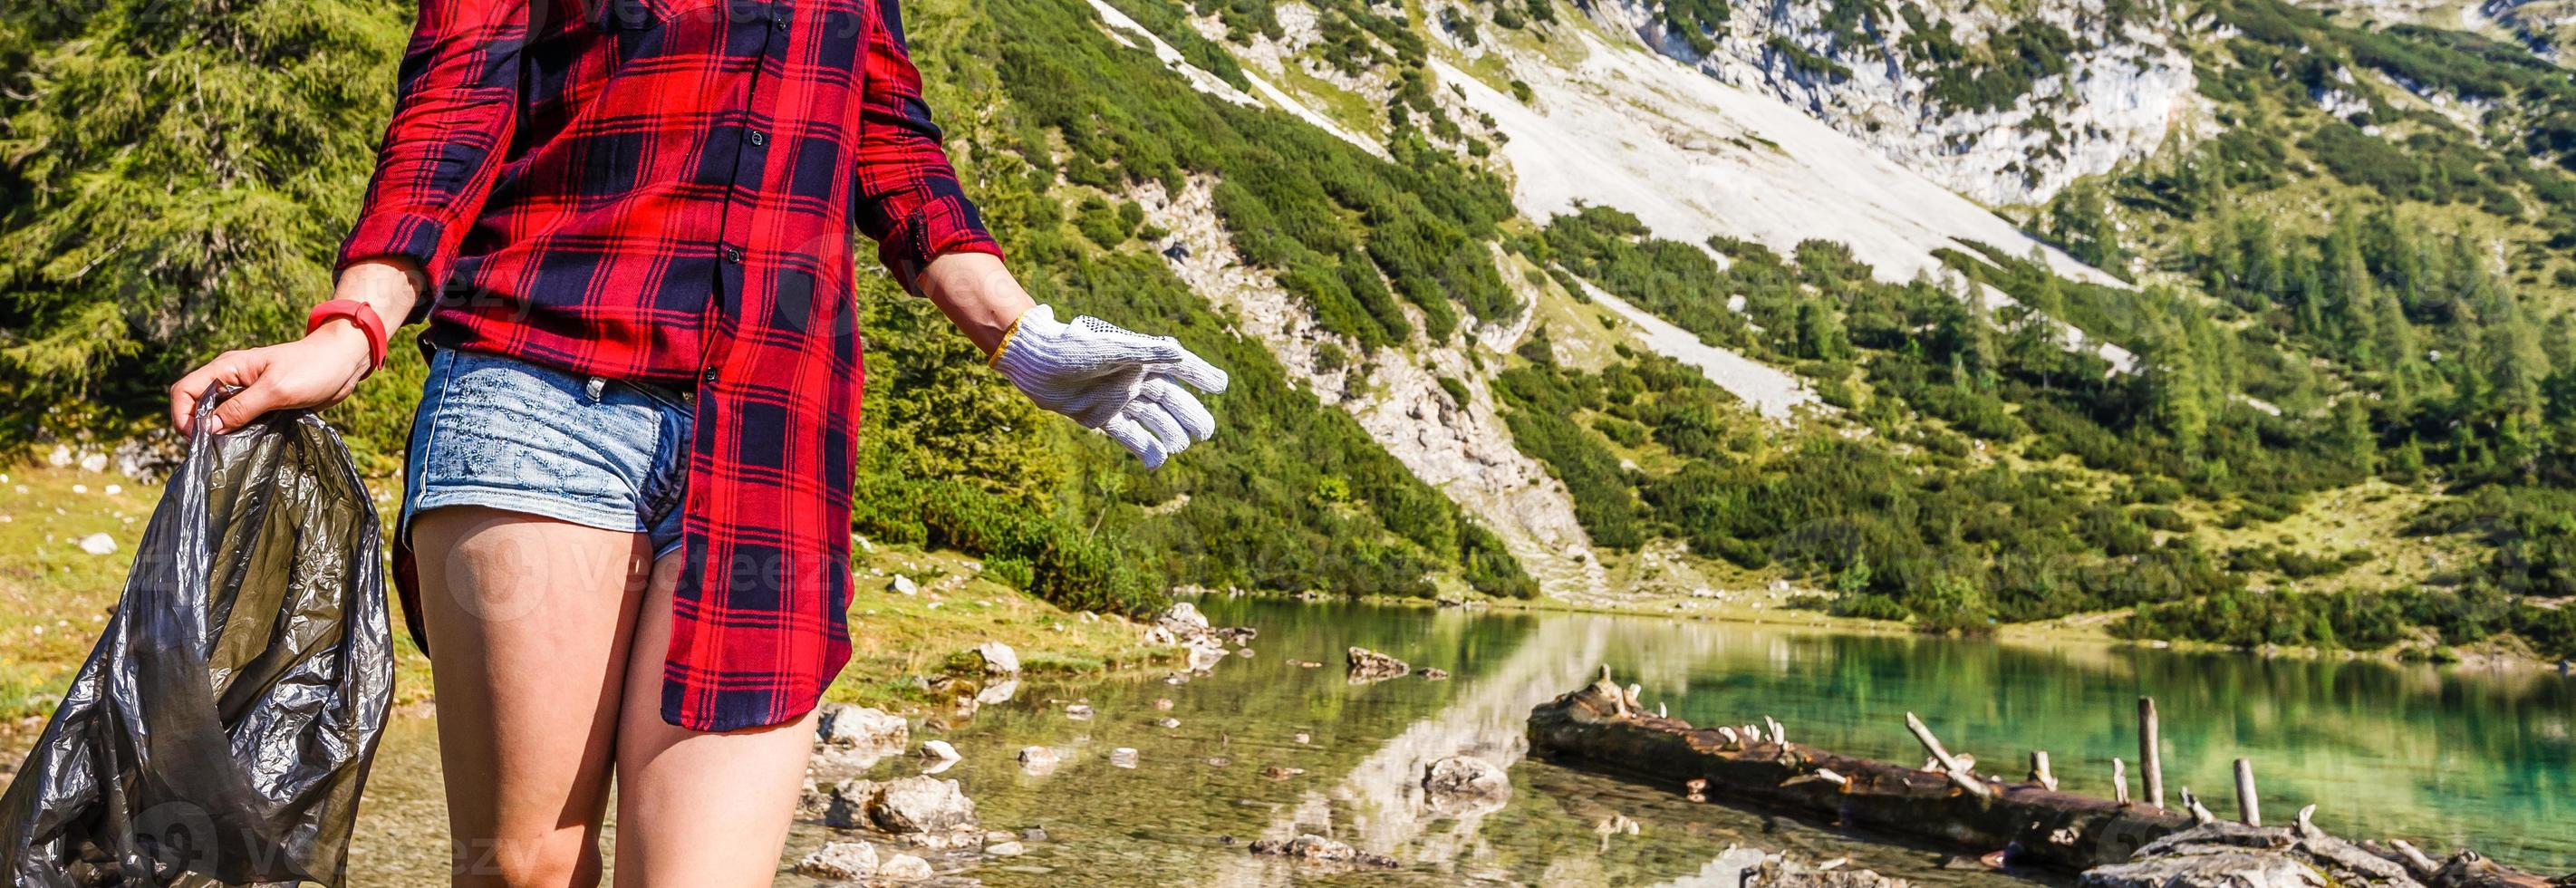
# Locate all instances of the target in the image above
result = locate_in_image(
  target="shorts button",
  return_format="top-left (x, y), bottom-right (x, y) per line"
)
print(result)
top-left (584, 377), bottom-right (606, 401)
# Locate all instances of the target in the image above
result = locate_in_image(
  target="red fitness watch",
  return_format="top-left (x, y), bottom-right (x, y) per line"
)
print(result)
top-left (305, 299), bottom-right (389, 376)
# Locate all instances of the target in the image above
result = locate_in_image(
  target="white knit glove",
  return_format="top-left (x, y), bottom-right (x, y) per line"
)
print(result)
top-left (990, 305), bottom-right (1230, 468)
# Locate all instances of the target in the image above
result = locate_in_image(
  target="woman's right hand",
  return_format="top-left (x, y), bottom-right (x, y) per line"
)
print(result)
top-left (168, 259), bottom-right (420, 435)
top-left (168, 323), bottom-right (377, 435)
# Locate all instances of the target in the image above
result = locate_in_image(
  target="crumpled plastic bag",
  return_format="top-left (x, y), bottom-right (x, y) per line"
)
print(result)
top-left (0, 395), bottom-right (393, 886)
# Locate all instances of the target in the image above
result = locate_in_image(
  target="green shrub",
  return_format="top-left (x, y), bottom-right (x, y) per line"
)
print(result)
top-left (851, 475), bottom-right (1164, 616)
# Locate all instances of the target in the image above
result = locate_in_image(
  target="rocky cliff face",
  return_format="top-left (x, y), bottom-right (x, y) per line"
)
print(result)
top-left (1579, 0), bottom-right (2199, 206)
top-left (2482, 0), bottom-right (2576, 62)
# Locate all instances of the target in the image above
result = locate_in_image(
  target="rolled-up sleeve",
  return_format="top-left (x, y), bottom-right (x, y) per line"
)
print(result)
top-left (853, 0), bottom-right (1004, 293)
top-left (337, 0), bottom-right (527, 307)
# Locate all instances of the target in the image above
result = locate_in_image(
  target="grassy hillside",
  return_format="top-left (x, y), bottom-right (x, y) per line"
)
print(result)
top-left (1426, 0), bottom-right (2576, 656)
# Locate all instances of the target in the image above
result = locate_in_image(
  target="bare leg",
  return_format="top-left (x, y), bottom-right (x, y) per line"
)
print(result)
top-left (413, 507), bottom-right (652, 888)
top-left (611, 554), bottom-right (821, 888)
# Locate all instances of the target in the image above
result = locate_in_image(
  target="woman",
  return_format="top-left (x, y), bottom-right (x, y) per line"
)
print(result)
top-left (166, 0), bottom-right (1225, 883)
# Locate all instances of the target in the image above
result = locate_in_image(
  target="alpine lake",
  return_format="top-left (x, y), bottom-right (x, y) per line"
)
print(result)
top-left (349, 597), bottom-right (2576, 885)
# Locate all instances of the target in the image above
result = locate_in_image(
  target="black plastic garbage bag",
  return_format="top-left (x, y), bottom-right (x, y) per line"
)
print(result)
top-left (0, 399), bottom-right (393, 886)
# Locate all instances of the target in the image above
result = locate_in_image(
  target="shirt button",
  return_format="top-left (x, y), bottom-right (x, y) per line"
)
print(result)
top-left (721, 246), bottom-right (745, 264)
top-left (748, 130), bottom-right (767, 147)
top-left (702, 367), bottom-right (720, 384)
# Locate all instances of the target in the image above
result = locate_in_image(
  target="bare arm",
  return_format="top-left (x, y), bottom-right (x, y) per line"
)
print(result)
top-left (167, 259), bottom-right (422, 434)
top-left (914, 252), bottom-right (1036, 357)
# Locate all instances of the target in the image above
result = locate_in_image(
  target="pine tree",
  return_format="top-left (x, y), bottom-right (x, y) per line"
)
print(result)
top-left (1793, 298), bottom-right (1850, 363)
top-left (2331, 396), bottom-right (2377, 473)
top-left (2482, 286), bottom-right (2548, 422)
top-left (0, 0), bottom-right (410, 440)
top-left (2321, 212), bottom-right (2379, 363)
top-left (2139, 310), bottom-right (2211, 456)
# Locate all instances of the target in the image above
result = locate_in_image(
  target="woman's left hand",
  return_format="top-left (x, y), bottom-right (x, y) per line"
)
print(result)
top-left (989, 304), bottom-right (1228, 468)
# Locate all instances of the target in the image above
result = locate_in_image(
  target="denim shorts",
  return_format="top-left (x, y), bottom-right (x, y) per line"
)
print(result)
top-left (401, 348), bottom-right (695, 560)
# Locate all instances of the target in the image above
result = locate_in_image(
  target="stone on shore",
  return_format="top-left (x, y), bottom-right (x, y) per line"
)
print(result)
top-left (1158, 602), bottom-right (1211, 632)
top-left (966, 641), bottom-right (1019, 675)
top-left (795, 842), bottom-right (879, 880)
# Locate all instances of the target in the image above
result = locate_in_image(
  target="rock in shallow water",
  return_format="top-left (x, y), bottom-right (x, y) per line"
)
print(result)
top-left (795, 841), bottom-right (879, 880)
top-left (816, 704), bottom-right (908, 748)
top-left (1421, 756), bottom-right (1511, 802)
top-left (828, 776), bottom-right (979, 834)
top-left (1346, 646), bottom-right (1410, 681)
top-left (1247, 834), bottom-right (1398, 868)
top-left (877, 853), bottom-right (934, 881)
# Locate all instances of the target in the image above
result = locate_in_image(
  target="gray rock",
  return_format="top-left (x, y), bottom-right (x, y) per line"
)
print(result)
top-left (816, 705), bottom-right (908, 748)
top-left (1158, 602), bottom-right (1211, 632)
top-left (919, 739), bottom-right (960, 761)
top-left (1346, 647), bottom-right (1410, 681)
top-left (838, 776), bottom-right (978, 834)
top-left (968, 641), bottom-right (1019, 674)
top-left (985, 841), bottom-right (1026, 856)
top-left (876, 853), bottom-right (934, 882)
top-left (891, 574), bottom-right (919, 595)
top-left (822, 779), bottom-right (881, 829)
top-left (1248, 834), bottom-right (1399, 868)
top-left (1421, 755), bottom-right (1510, 800)
top-left (795, 842), bottom-right (879, 880)
top-left (1017, 746), bottom-right (1060, 767)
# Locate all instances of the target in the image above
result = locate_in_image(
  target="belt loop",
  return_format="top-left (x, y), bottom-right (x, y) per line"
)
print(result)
top-left (584, 377), bottom-right (606, 401)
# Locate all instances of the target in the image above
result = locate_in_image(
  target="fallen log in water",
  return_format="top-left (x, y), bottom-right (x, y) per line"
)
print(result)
top-left (1528, 670), bottom-right (2568, 886)
top-left (1527, 669), bottom-right (2188, 869)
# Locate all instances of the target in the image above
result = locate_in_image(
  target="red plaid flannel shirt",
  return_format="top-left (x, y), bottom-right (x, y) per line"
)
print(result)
top-left (342, 0), bottom-right (1001, 731)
